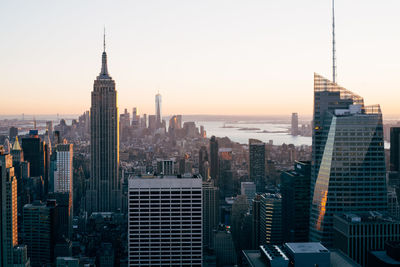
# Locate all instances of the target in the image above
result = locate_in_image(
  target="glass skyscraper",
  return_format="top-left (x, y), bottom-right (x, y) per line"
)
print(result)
top-left (309, 73), bottom-right (387, 246)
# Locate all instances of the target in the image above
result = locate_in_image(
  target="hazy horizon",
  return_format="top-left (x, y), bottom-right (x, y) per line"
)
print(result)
top-left (1, 0), bottom-right (400, 116)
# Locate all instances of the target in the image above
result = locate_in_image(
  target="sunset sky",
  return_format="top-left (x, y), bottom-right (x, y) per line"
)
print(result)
top-left (1, 0), bottom-right (399, 117)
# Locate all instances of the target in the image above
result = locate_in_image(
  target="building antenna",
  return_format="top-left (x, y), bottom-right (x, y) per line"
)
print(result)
top-left (332, 0), bottom-right (337, 83)
top-left (103, 26), bottom-right (106, 52)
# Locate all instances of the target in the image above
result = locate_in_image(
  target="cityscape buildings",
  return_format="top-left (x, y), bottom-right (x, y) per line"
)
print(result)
top-left (0, 2), bottom-right (398, 265)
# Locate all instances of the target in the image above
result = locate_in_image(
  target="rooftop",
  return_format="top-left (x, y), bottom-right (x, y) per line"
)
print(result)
top-left (336, 211), bottom-right (398, 224)
top-left (285, 242), bottom-right (329, 254)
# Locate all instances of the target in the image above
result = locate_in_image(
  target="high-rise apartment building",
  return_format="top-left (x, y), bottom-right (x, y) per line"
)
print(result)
top-left (1, 150), bottom-right (18, 266)
top-left (202, 181), bottom-right (219, 250)
top-left (310, 73), bottom-right (388, 246)
top-left (86, 36), bottom-right (121, 213)
top-left (249, 139), bottom-right (266, 193)
top-left (128, 175), bottom-right (202, 266)
top-left (260, 193), bottom-right (282, 244)
top-left (291, 113), bottom-right (299, 136)
top-left (281, 161), bottom-right (311, 242)
top-left (54, 143), bottom-right (73, 193)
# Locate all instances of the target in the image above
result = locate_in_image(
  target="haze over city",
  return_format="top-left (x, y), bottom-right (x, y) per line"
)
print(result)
top-left (1, 0), bottom-right (400, 116)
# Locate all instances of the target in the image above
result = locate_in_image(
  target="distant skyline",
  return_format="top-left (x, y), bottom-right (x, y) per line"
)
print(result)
top-left (1, 0), bottom-right (400, 116)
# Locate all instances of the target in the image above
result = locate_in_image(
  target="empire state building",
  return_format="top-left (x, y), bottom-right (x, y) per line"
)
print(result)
top-left (86, 36), bottom-right (121, 213)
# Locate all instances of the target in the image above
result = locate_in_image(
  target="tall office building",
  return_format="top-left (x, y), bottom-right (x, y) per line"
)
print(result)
top-left (333, 212), bottom-right (400, 266)
top-left (199, 146), bottom-right (209, 180)
top-left (51, 142), bottom-right (73, 241)
top-left (86, 35), bottom-right (121, 213)
top-left (281, 161), bottom-right (311, 242)
top-left (9, 127), bottom-right (18, 141)
top-left (251, 194), bottom-right (262, 249)
top-left (131, 107), bottom-right (140, 129)
top-left (249, 139), bottom-right (266, 193)
top-left (155, 93), bottom-right (162, 127)
top-left (22, 130), bottom-right (50, 196)
top-left (241, 182), bottom-right (256, 209)
top-left (148, 115), bottom-right (156, 130)
top-left (218, 148), bottom-right (234, 199)
top-left (209, 136), bottom-right (219, 181)
top-left (260, 193), bottom-right (282, 245)
top-left (23, 200), bottom-right (58, 267)
top-left (310, 73), bottom-right (388, 246)
top-left (291, 113), bottom-right (299, 136)
top-left (202, 181), bottom-right (219, 250)
top-left (119, 108), bottom-right (130, 140)
top-left (1, 149), bottom-right (18, 266)
top-left (390, 127), bottom-right (400, 172)
top-left (128, 175), bottom-right (202, 266)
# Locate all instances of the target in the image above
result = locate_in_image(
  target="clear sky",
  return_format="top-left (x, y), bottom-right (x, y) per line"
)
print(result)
top-left (1, 0), bottom-right (399, 117)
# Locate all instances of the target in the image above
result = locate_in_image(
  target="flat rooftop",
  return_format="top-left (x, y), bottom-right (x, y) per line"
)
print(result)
top-left (336, 211), bottom-right (397, 224)
top-left (285, 242), bottom-right (329, 254)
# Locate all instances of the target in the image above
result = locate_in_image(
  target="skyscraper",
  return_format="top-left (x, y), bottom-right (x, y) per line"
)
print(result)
top-left (22, 130), bottom-right (50, 196)
top-left (390, 127), bottom-right (400, 172)
top-left (209, 136), bottom-right (219, 181)
top-left (0, 149), bottom-right (18, 266)
top-left (281, 161), bottom-right (311, 242)
top-left (218, 148), bottom-right (234, 199)
top-left (155, 93), bottom-right (162, 127)
top-left (203, 181), bottom-right (219, 250)
top-left (52, 143), bottom-right (73, 240)
top-left (310, 73), bottom-right (388, 246)
top-left (54, 143), bottom-right (73, 193)
top-left (249, 139), bottom-right (266, 193)
top-left (86, 34), bottom-right (121, 213)
top-left (260, 193), bottom-right (283, 244)
top-left (291, 113), bottom-right (299, 136)
top-left (23, 200), bottom-right (58, 266)
top-left (128, 175), bottom-right (202, 266)
top-left (199, 146), bottom-right (209, 180)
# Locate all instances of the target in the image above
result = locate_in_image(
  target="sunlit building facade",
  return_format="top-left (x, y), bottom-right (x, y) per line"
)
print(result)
top-left (1, 151), bottom-right (18, 266)
top-left (310, 73), bottom-right (387, 246)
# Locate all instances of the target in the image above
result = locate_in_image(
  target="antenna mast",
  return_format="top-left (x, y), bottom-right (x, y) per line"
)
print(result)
top-left (332, 0), bottom-right (337, 83)
top-left (103, 26), bottom-right (106, 52)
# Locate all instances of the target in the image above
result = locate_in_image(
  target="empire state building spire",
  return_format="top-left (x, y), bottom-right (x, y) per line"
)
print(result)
top-left (98, 28), bottom-right (110, 79)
